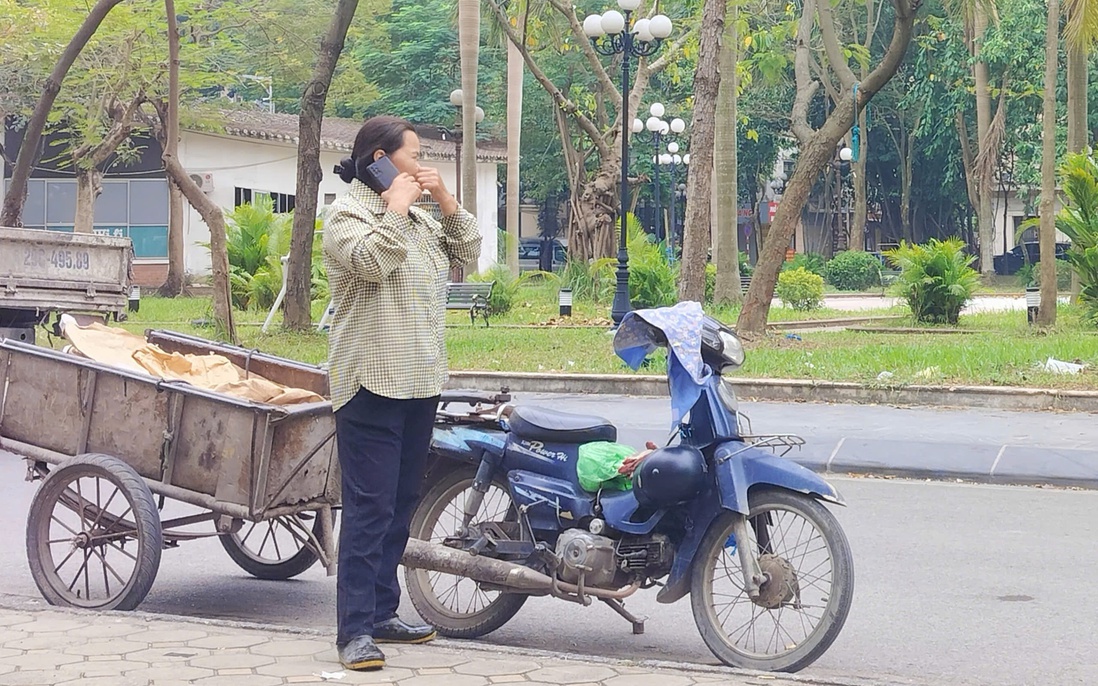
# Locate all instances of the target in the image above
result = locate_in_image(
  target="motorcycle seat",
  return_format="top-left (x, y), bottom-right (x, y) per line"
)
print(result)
top-left (508, 406), bottom-right (617, 444)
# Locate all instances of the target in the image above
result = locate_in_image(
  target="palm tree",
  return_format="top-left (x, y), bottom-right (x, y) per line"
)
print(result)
top-left (505, 34), bottom-right (523, 275)
top-left (458, 0), bottom-right (480, 227)
top-left (1064, 0), bottom-right (1098, 299)
top-left (713, 0), bottom-right (741, 304)
top-left (1037, 0), bottom-right (1061, 326)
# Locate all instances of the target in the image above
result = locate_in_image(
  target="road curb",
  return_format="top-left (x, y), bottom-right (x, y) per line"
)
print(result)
top-left (448, 371), bottom-right (1098, 413)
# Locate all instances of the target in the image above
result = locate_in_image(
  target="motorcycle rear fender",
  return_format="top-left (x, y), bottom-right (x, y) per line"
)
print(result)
top-left (655, 442), bottom-right (843, 605)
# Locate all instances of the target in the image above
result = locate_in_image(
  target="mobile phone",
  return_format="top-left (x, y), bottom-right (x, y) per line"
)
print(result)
top-left (363, 155), bottom-right (400, 194)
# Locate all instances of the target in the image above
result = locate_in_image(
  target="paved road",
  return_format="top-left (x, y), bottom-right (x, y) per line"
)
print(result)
top-left (2, 398), bottom-right (1097, 686)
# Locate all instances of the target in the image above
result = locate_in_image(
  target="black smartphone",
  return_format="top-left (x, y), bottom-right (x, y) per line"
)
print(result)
top-left (363, 155), bottom-right (400, 194)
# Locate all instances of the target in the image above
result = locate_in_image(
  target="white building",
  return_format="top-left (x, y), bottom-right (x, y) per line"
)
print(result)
top-left (1, 110), bottom-right (505, 286)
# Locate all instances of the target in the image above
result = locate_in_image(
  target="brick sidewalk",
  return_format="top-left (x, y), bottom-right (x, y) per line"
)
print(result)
top-left (0, 605), bottom-right (795, 686)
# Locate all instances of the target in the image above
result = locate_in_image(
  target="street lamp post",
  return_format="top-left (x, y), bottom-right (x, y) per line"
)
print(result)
top-left (583, 2), bottom-right (673, 324)
top-left (663, 142), bottom-right (686, 259)
top-left (447, 89), bottom-right (484, 207)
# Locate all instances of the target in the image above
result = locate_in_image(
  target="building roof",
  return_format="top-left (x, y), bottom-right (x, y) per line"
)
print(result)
top-left (188, 109), bottom-right (507, 164)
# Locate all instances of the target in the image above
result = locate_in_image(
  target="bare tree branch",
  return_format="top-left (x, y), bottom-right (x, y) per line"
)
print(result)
top-left (818, 0), bottom-right (859, 90)
top-left (792, 0), bottom-right (820, 144)
top-left (487, 0), bottom-right (609, 158)
top-left (547, 0), bottom-right (620, 112)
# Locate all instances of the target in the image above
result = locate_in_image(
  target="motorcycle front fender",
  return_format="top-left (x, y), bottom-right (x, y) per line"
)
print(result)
top-left (713, 441), bottom-right (845, 515)
top-left (656, 443), bottom-right (844, 605)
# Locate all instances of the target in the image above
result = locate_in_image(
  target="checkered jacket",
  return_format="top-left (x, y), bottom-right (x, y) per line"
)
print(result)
top-left (322, 179), bottom-right (481, 410)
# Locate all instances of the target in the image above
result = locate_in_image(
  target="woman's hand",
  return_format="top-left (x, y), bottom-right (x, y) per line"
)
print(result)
top-left (415, 167), bottom-right (459, 216)
top-left (381, 173), bottom-right (422, 215)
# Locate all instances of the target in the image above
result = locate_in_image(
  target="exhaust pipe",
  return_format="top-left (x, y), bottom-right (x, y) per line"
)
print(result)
top-left (401, 538), bottom-right (640, 601)
top-left (402, 538), bottom-right (554, 592)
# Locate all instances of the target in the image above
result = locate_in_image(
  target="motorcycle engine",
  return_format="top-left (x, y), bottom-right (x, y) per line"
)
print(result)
top-left (555, 529), bottom-right (617, 588)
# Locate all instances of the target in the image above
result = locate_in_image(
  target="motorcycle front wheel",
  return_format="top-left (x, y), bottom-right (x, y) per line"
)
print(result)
top-left (690, 488), bottom-right (854, 673)
top-left (405, 467), bottom-right (528, 638)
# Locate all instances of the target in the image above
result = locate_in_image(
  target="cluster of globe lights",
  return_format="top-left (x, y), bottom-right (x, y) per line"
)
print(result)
top-left (581, 0), bottom-right (673, 43)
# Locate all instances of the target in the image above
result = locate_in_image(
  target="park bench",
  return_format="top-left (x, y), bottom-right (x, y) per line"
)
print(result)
top-left (446, 281), bottom-right (494, 327)
top-left (740, 274), bottom-right (752, 294)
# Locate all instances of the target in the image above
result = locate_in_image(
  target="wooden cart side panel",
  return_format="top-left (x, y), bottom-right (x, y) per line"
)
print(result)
top-left (261, 413), bottom-right (338, 511)
top-left (0, 349), bottom-right (85, 455)
top-left (84, 374), bottom-right (169, 479)
top-left (169, 393), bottom-right (255, 507)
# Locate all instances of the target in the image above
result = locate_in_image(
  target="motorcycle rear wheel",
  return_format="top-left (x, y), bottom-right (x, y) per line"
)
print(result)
top-left (405, 467), bottom-right (528, 638)
top-left (690, 488), bottom-right (854, 672)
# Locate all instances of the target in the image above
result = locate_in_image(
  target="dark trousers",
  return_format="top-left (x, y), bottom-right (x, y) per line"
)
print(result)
top-left (335, 386), bottom-right (439, 646)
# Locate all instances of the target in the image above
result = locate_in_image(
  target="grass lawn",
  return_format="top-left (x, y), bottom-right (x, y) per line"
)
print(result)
top-left (87, 285), bottom-right (1098, 391)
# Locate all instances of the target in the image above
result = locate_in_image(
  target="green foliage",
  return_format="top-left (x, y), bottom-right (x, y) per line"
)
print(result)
top-left (776, 267), bottom-right (824, 311)
top-left (782, 251), bottom-right (827, 277)
top-left (825, 251), bottom-right (882, 291)
top-left (1053, 153), bottom-right (1098, 324)
top-left (885, 238), bottom-right (981, 325)
top-left (625, 217), bottom-right (678, 309)
top-left (740, 251), bottom-right (753, 278)
top-left (468, 264), bottom-right (556, 317)
top-left (561, 257), bottom-right (616, 304)
top-left (222, 196), bottom-right (292, 310)
top-left (564, 215), bottom-right (677, 308)
top-left (1016, 260), bottom-right (1072, 290)
top-left (222, 197), bottom-right (327, 311)
top-left (705, 263), bottom-right (717, 303)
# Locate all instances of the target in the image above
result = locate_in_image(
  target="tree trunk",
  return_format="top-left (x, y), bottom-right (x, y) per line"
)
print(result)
top-left (679, 0), bottom-right (726, 303)
top-left (459, 0), bottom-right (480, 224)
top-left (973, 7), bottom-right (995, 275)
top-left (284, 0), bottom-right (359, 330)
top-left (572, 155), bottom-right (620, 262)
top-left (505, 40), bottom-right (523, 274)
top-left (851, 109), bottom-right (868, 250)
top-left (161, 178), bottom-right (186, 296)
top-left (0, 0), bottom-right (125, 227)
top-left (713, 1), bottom-right (741, 305)
top-left (1067, 39), bottom-right (1087, 302)
top-left (163, 0), bottom-right (235, 342)
top-left (1037, 0), bottom-right (1060, 326)
top-left (737, 0), bottom-right (917, 336)
top-left (901, 124), bottom-right (916, 242)
top-left (73, 167), bottom-right (101, 234)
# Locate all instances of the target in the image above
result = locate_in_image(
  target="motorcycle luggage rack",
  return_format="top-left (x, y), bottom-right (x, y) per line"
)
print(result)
top-left (733, 433), bottom-right (806, 458)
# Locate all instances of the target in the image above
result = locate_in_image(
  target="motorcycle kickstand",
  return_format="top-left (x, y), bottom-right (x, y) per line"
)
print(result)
top-left (601, 598), bottom-right (646, 635)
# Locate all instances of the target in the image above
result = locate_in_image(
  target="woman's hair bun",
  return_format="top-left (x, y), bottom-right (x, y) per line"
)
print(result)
top-left (336, 156), bottom-right (357, 184)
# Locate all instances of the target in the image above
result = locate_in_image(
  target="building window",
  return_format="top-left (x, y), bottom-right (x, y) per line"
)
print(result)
top-left (17, 178), bottom-right (168, 259)
top-left (235, 186), bottom-right (295, 213)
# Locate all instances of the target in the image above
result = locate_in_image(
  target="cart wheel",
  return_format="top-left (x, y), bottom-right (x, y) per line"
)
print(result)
top-left (25, 453), bottom-right (163, 611)
top-left (219, 513), bottom-right (322, 580)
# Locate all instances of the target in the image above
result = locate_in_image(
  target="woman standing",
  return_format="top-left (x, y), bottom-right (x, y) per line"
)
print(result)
top-left (323, 116), bottom-right (481, 671)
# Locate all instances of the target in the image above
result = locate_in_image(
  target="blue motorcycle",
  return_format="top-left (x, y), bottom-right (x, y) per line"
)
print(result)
top-left (407, 304), bottom-right (853, 672)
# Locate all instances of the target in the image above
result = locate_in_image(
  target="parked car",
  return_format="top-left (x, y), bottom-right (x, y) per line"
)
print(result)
top-left (993, 242), bottom-right (1070, 275)
top-left (518, 238), bottom-right (567, 272)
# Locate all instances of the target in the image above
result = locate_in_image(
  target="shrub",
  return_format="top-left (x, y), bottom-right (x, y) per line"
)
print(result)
top-left (776, 267), bottom-right (824, 310)
top-left (1053, 153), bottom-right (1098, 324)
top-left (782, 251), bottom-right (827, 277)
top-left (705, 263), bottom-right (717, 303)
top-left (561, 257), bottom-right (616, 303)
top-left (468, 263), bottom-right (556, 316)
top-left (825, 250), bottom-right (882, 291)
top-left (739, 251), bottom-right (753, 278)
top-left (626, 222), bottom-right (678, 308)
top-left (223, 196), bottom-right (292, 310)
top-left (1017, 260), bottom-right (1072, 291)
top-left (885, 238), bottom-right (980, 324)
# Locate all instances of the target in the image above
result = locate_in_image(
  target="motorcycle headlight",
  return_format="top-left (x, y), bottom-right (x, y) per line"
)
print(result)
top-left (717, 329), bottom-right (745, 368)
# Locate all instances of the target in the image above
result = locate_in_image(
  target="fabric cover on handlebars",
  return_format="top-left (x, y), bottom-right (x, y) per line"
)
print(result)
top-left (612, 301), bottom-right (711, 427)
